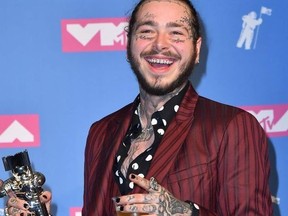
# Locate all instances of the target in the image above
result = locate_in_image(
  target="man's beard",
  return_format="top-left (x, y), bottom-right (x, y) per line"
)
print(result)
top-left (127, 48), bottom-right (196, 96)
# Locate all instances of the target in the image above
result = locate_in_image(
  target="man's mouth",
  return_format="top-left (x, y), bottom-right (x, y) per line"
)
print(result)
top-left (145, 57), bottom-right (175, 68)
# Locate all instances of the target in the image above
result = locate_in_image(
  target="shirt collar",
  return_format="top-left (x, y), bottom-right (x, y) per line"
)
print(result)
top-left (129, 82), bottom-right (190, 138)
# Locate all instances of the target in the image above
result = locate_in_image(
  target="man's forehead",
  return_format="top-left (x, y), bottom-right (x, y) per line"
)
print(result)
top-left (139, 0), bottom-right (187, 6)
top-left (137, 0), bottom-right (191, 21)
top-left (138, 0), bottom-right (190, 13)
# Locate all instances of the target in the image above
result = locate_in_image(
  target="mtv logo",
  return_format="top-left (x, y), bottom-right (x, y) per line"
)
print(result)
top-left (241, 105), bottom-right (288, 137)
top-left (0, 114), bottom-right (40, 148)
top-left (62, 18), bottom-right (128, 52)
top-left (70, 207), bottom-right (82, 216)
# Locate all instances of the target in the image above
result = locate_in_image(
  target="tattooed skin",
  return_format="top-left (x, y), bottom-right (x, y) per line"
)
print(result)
top-left (137, 0), bottom-right (195, 40)
top-left (129, 205), bottom-right (139, 212)
top-left (158, 188), bottom-right (191, 215)
top-left (140, 83), bottom-right (185, 112)
top-left (143, 204), bottom-right (158, 213)
top-left (134, 16), bottom-right (193, 43)
top-left (127, 195), bottom-right (136, 202)
top-left (133, 0), bottom-right (195, 44)
top-left (144, 193), bottom-right (159, 202)
top-left (144, 11), bottom-right (156, 20)
top-left (121, 137), bottom-right (154, 176)
top-left (114, 175), bottom-right (192, 215)
top-left (121, 82), bottom-right (185, 177)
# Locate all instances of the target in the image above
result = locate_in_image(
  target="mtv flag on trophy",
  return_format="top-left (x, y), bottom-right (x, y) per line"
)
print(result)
top-left (261, 6), bottom-right (272, 16)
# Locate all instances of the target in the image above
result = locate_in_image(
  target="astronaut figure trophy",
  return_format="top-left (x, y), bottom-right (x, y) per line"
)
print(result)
top-left (0, 150), bottom-right (49, 216)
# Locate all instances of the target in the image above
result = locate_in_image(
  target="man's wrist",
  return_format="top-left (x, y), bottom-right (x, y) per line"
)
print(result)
top-left (185, 200), bottom-right (200, 216)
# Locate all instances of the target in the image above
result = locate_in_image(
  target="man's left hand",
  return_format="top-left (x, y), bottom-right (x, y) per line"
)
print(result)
top-left (113, 174), bottom-right (192, 216)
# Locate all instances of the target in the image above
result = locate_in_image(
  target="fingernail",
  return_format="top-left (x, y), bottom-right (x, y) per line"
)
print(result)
top-left (116, 205), bottom-right (124, 211)
top-left (23, 203), bottom-right (29, 209)
top-left (112, 197), bottom-right (120, 203)
top-left (130, 174), bottom-right (136, 179)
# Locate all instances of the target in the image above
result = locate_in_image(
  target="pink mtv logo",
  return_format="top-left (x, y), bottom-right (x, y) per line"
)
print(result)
top-left (0, 114), bottom-right (40, 148)
top-left (62, 18), bottom-right (128, 52)
top-left (70, 207), bottom-right (82, 216)
top-left (241, 104), bottom-right (288, 137)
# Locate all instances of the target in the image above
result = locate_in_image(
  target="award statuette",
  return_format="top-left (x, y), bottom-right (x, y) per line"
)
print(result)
top-left (0, 150), bottom-right (49, 216)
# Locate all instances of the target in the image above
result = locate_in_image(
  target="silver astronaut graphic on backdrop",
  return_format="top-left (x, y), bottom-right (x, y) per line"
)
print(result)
top-left (236, 6), bottom-right (272, 50)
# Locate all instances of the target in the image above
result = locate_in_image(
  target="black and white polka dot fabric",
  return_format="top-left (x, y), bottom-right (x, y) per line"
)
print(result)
top-left (113, 83), bottom-right (189, 195)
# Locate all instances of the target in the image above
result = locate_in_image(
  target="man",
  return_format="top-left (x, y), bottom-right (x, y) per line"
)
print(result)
top-left (82, 0), bottom-right (272, 215)
top-left (3, 0), bottom-right (272, 215)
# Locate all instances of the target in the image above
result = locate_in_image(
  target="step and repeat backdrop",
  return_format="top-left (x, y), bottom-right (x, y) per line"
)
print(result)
top-left (0, 0), bottom-right (287, 215)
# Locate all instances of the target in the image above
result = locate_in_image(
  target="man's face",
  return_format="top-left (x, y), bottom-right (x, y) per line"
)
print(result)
top-left (128, 0), bottom-right (201, 95)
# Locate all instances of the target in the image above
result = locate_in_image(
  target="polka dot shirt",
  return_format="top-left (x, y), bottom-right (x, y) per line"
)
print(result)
top-left (113, 84), bottom-right (189, 195)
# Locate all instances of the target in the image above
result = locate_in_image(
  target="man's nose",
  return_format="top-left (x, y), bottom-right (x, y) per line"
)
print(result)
top-left (153, 32), bottom-right (170, 52)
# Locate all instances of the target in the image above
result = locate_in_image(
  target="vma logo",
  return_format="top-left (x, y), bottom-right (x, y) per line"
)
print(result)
top-left (241, 105), bottom-right (288, 137)
top-left (70, 207), bottom-right (82, 216)
top-left (62, 18), bottom-right (128, 52)
top-left (0, 114), bottom-right (40, 148)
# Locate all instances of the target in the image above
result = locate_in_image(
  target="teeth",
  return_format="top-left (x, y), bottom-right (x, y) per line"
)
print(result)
top-left (147, 58), bottom-right (173, 65)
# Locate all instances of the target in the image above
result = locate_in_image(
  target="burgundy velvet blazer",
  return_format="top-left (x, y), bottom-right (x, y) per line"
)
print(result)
top-left (82, 84), bottom-right (273, 216)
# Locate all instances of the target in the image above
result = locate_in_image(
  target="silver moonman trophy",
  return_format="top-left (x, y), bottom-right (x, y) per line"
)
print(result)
top-left (0, 150), bottom-right (49, 216)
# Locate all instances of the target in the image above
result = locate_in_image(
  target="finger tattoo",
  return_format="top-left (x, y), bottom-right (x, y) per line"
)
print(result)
top-left (129, 205), bottom-right (138, 212)
top-left (144, 193), bottom-right (158, 202)
top-left (143, 204), bottom-right (157, 213)
top-left (127, 195), bottom-right (135, 202)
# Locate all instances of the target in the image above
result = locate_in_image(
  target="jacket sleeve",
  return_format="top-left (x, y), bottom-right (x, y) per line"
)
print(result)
top-left (216, 111), bottom-right (272, 215)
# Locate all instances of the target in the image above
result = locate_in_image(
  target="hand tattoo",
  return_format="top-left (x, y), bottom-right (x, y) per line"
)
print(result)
top-left (158, 187), bottom-right (190, 215)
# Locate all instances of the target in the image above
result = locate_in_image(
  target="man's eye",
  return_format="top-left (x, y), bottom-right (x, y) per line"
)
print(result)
top-left (172, 31), bottom-right (184, 35)
top-left (140, 30), bottom-right (153, 34)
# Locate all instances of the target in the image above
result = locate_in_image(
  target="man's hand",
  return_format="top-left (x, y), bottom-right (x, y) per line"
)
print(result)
top-left (113, 174), bottom-right (192, 216)
top-left (1, 179), bottom-right (52, 216)
top-left (5, 191), bottom-right (52, 216)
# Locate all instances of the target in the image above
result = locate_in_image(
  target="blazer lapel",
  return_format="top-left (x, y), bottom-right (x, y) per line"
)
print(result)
top-left (104, 105), bottom-right (135, 174)
top-left (95, 105), bottom-right (135, 200)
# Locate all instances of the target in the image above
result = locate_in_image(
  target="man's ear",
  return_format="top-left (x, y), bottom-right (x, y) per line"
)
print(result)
top-left (195, 37), bottom-right (202, 64)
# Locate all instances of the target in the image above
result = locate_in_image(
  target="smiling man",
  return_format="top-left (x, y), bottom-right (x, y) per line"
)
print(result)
top-left (82, 0), bottom-right (273, 215)
top-left (0, 0), bottom-right (273, 216)
top-left (127, 0), bottom-right (201, 96)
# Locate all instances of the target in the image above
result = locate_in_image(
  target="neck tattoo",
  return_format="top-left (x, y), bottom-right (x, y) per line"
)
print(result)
top-left (136, 104), bottom-right (154, 141)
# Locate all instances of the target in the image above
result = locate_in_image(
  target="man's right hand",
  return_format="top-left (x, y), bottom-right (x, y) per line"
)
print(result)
top-left (1, 179), bottom-right (52, 216)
